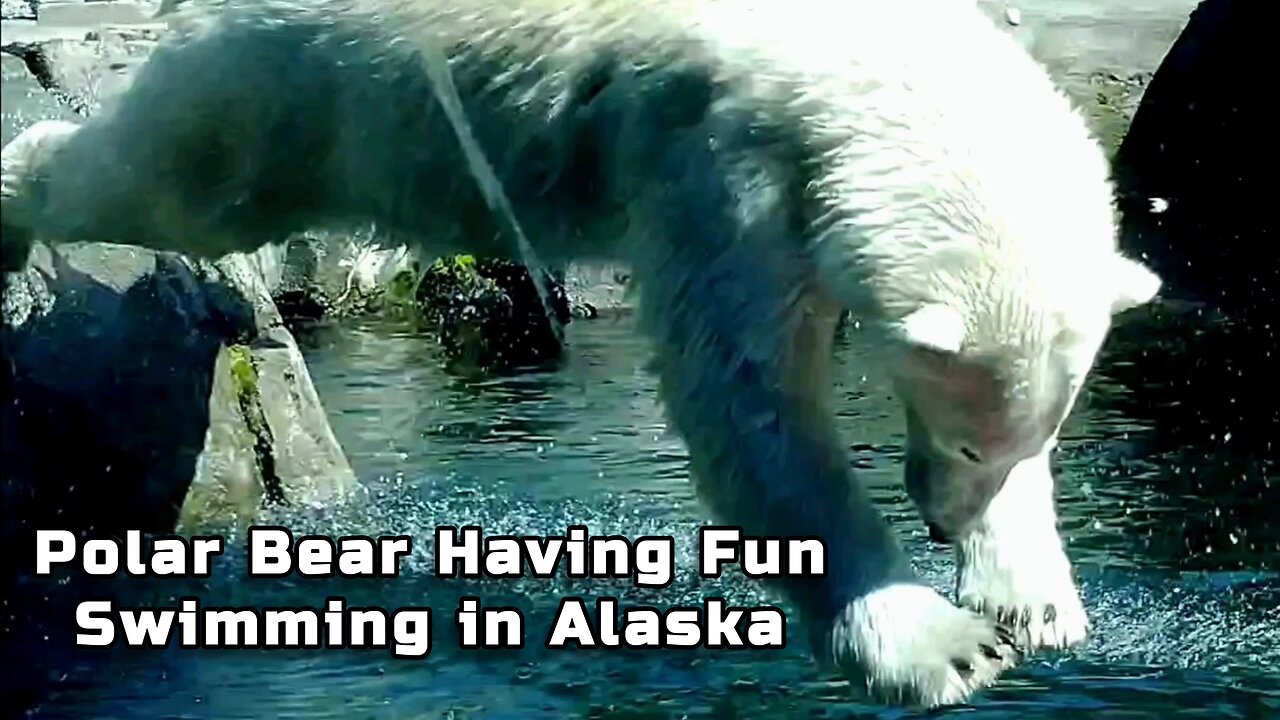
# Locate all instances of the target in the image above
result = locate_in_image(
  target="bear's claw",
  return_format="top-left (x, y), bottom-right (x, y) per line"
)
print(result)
top-left (959, 582), bottom-right (1089, 652)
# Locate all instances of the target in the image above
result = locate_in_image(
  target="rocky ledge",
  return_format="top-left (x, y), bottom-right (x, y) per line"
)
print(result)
top-left (1, 238), bottom-right (358, 571)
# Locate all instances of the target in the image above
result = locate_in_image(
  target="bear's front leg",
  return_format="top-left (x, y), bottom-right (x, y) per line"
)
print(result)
top-left (955, 445), bottom-right (1090, 651)
top-left (628, 126), bottom-right (1018, 708)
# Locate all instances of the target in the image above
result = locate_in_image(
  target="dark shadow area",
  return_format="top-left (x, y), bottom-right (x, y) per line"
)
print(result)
top-left (1074, 305), bottom-right (1278, 572)
top-left (1088, 0), bottom-right (1277, 571)
top-left (0, 247), bottom-right (259, 711)
top-left (1113, 0), bottom-right (1273, 342)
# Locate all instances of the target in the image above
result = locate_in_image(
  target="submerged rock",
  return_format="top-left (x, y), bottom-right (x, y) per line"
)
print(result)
top-left (264, 234), bottom-right (623, 336)
top-left (416, 254), bottom-right (572, 373)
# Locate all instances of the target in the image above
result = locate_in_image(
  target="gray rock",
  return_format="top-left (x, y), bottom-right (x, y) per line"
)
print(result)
top-left (976, 0), bottom-right (1200, 153)
top-left (0, 0), bottom-right (36, 21)
top-left (563, 262), bottom-right (633, 315)
top-left (1, 239), bottom-right (357, 544)
top-left (199, 252), bottom-right (357, 511)
top-left (23, 26), bottom-right (159, 112)
top-left (1, 54), bottom-right (79, 145)
top-left (976, 0), bottom-right (1199, 78)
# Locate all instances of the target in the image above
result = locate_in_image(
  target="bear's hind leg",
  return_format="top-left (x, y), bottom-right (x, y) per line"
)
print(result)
top-left (628, 125), bottom-right (1018, 708)
top-left (956, 446), bottom-right (1090, 651)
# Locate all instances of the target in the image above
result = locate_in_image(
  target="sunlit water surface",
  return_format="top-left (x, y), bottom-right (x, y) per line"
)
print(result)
top-left (20, 311), bottom-right (1280, 718)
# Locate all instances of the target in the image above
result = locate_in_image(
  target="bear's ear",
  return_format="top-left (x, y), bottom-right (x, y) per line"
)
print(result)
top-left (1109, 255), bottom-right (1162, 315)
top-left (893, 303), bottom-right (967, 355)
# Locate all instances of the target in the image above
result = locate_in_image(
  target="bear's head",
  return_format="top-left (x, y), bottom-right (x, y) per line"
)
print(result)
top-left (887, 252), bottom-right (1161, 542)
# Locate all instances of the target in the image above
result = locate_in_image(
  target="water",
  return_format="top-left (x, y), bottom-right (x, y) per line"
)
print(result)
top-left (16, 308), bottom-right (1278, 719)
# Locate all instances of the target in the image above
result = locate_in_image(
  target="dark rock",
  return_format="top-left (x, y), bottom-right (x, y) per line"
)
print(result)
top-left (416, 255), bottom-right (572, 374)
top-left (1, 240), bottom-right (357, 579)
top-left (1106, 0), bottom-right (1276, 453)
top-left (274, 287), bottom-right (328, 328)
top-left (1, 242), bottom-right (243, 572)
top-left (1, 117), bottom-right (355, 576)
top-left (1115, 0), bottom-right (1273, 322)
top-left (0, 241), bottom-right (355, 712)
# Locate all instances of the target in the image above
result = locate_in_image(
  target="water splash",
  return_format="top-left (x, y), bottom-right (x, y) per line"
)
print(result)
top-left (256, 472), bottom-right (1280, 678)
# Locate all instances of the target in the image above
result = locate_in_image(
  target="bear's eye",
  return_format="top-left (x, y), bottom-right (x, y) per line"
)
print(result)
top-left (959, 446), bottom-right (982, 463)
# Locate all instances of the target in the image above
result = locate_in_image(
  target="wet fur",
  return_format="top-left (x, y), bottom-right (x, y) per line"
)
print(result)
top-left (1, 0), bottom-right (1162, 707)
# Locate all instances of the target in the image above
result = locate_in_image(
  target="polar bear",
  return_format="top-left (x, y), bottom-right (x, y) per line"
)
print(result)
top-left (0, 0), bottom-right (1160, 707)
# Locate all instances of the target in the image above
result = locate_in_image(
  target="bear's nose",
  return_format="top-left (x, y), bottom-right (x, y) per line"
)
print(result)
top-left (926, 521), bottom-right (951, 545)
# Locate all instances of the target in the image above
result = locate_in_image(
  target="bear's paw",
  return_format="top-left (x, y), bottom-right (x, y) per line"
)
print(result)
top-left (825, 583), bottom-right (1019, 708)
top-left (957, 532), bottom-right (1090, 652)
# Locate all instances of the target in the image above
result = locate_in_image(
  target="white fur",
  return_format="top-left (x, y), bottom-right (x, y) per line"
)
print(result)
top-left (895, 303), bottom-right (968, 354)
top-left (703, 0), bottom-right (1157, 659)
top-left (830, 583), bottom-right (1014, 708)
top-left (694, 0), bottom-right (1158, 358)
top-left (1109, 255), bottom-right (1163, 315)
top-left (697, 1), bottom-right (1122, 313)
top-left (956, 444), bottom-right (1089, 650)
